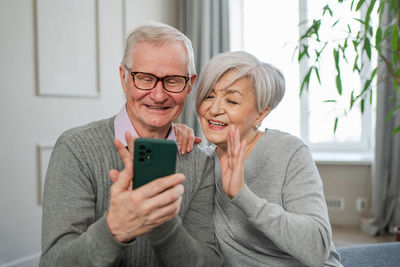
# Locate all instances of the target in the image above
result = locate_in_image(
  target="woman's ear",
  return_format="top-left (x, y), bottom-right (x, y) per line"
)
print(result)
top-left (254, 106), bottom-right (270, 128)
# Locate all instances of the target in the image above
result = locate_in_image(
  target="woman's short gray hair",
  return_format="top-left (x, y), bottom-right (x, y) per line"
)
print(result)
top-left (121, 22), bottom-right (196, 78)
top-left (195, 51), bottom-right (285, 114)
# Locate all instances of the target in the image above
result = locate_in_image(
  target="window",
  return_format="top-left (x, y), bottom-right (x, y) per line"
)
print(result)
top-left (229, 0), bottom-right (375, 159)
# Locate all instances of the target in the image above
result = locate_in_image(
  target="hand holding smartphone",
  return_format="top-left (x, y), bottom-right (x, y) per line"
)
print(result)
top-left (133, 138), bottom-right (177, 189)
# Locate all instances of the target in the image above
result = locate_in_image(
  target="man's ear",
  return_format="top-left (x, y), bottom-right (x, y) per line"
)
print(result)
top-left (119, 65), bottom-right (128, 94)
top-left (186, 74), bottom-right (197, 95)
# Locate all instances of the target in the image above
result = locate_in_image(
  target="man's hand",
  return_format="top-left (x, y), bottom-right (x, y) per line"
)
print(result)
top-left (106, 132), bottom-right (185, 243)
top-left (173, 123), bottom-right (202, 155)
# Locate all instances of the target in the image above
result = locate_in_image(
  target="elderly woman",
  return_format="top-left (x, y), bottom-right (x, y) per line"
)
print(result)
top-left (185, 51), bottom-right (341, 267)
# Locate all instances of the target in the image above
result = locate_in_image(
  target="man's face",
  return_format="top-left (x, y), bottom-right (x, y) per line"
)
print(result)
top-left (120, 41), bottom-right (196, 138)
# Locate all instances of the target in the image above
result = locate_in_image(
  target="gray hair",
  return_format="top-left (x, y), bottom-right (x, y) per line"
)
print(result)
top-left (195, 51), bottom-right (285, 114)
top-left (121, 22), bottom-right (196, 80)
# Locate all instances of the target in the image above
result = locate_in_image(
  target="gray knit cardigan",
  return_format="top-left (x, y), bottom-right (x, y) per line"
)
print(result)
top-left (40, 116), bottom-right (223, 267)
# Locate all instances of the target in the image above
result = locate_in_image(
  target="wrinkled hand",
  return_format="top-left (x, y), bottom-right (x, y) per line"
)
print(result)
top-left (174, 123), bottom-right (202, 154)
top-left (219, 128), bottom-right (246, 199)
top-left (108, 131), bottom-right (136, 186)
top-left (106, 131), bottom-right (185, 243)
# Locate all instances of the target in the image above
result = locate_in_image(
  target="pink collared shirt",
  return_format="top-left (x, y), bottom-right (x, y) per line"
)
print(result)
top-left (114, 104), bottom-right (176, 146)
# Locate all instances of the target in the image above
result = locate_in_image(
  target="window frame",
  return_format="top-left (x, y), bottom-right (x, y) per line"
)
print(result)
top-left (230, 0), bottom-right (375, 159)
top-left (299, 0), bottom-right (374, 154)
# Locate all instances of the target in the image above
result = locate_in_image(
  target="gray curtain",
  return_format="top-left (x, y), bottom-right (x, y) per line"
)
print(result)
top-left (180, 0), bottom-right (230, 136)
top-left (363, 3), bottom-right (400, 236)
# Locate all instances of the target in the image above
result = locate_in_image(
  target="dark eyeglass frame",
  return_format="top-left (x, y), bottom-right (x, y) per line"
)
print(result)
top-left (125, 66), bottom-right (190, 93)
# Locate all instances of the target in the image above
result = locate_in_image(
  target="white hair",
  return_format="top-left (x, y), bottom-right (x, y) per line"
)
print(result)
top-left (195, 51), bottom-right (285, 113)
top-left (121, 22), bottom-right (196, 81)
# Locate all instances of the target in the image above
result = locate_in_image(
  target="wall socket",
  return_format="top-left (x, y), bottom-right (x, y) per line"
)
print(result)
top-left (326, 196), bottom-right (345, 211)
top-left (356, 197), bottom-right (367, 212)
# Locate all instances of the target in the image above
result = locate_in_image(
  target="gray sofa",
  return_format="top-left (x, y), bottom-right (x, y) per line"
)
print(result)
top-left (336, 242), bottom-right (400, 267)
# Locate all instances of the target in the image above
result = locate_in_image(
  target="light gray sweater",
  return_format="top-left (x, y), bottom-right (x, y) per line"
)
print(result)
top-left (40, 117), bottom-right (223, 267)
top-left (212, 129), bottom-right (342, 267)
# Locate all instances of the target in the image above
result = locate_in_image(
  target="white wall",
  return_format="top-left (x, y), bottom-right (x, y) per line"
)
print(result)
top-left (317, 162), bottom-right (372, 227)
top-left (0, 0), bottom-right (178, 266)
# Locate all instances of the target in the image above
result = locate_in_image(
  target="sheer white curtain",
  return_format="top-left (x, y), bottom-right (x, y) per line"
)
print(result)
top-left (180, 0), bottom-right (230, 135)
top-left (363, 2), bottom-right (400, 236)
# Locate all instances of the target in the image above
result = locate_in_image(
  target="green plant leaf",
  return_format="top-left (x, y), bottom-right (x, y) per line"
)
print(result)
top-left (375, 27), bottom-right (382, 50)
top-left (361, 68), bottom-right (376, 96)
top-left (315, 42), bottom-right (328, 62)
top-left (322, 5), bottom-right (333, 16)
top-left (343, 39), bottom-right (348, 50)
top-left (384, 24), bottom-right (393, 39)
top-left (392, 24), bottom-right (398, 63)
top-left (377, 0), bottom-right (385, 13)
top-left (385, 104), bottom-right (400, 121)
top-left (333, 49), bottom-right (342, 95)
top-left (367, 25), bottom-right (373, 36)
top-left (350, 91), bottom-right (355, 109)
top-left (300, 68), bottom-right (313, 96)
top-left (333, 48), bottom-right (340, 69)
top-left (353, 54), bottom-right (361, 73)
top-left (363, 37), bottom-right (372, 60)
top-left (324, 99), bottom-right (337, 103)
top-left (332, 19), bottom-right (340, 28)
top-left (352, 40), bottom-right (359, 50)
top-left (356, 0), bottom-right (366, 11)
top-left (360, 99), bottom-right (365, 113)
top-left (364, 0), bottom-right (377, 33)
top-left (393, 76), bottom-right (399, 92)
top-left (393, 125), bottom-right (400, 135)
top-left (336, 75), bottom-right (343, 95)
top-left (339, 44), bottom-right (349, 63)
top-left (362, 79), bottom-right (372, 94)
top-left (300, 19), bottom-right (322, 41)
top-left (371, 67), bottom-right (377, 80)
top-left (298, 44), bottom-right (309, 61)
top-left (389, 0), bottom-right (398, 12)
top-left (354, 18), bottom-right (363, 25)
top-left (393, 53), bottom-right (398, 65)
top-left (333, 48), bottom-right (338, 61)
top-left (334, 117), bottom-right (339, 133)
top-left (314, 67), bottom-right (321, 84)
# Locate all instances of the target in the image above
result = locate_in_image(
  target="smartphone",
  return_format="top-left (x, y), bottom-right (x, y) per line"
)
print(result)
top-left (133, 138), bottom-right (177, 189)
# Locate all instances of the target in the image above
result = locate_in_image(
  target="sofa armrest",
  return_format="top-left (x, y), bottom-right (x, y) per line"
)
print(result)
top-left (337, 242), bottom-right (400, 267)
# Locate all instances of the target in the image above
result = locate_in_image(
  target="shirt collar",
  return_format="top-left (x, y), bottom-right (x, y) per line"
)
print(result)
top-left (114, 104), bottom-right (176, 146)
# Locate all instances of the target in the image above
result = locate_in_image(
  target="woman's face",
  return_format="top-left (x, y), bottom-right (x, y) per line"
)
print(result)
top-left (198, 70), bottom-right (266, 149)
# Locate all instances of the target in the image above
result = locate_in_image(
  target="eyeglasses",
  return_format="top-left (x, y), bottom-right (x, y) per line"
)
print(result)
top-left (125, 66), bottom-right (190, 93)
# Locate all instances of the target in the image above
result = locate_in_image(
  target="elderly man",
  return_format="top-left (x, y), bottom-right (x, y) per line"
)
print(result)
top-left (40, 22), bottom-right (223, 267)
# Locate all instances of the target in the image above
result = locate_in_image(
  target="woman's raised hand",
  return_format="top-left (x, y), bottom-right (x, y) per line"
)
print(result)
top-left (220, 127), bottom-right (246, 199)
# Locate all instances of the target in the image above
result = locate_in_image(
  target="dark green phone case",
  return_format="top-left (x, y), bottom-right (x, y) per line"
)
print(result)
top-left (133, 138), bottom-right (177, 189)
